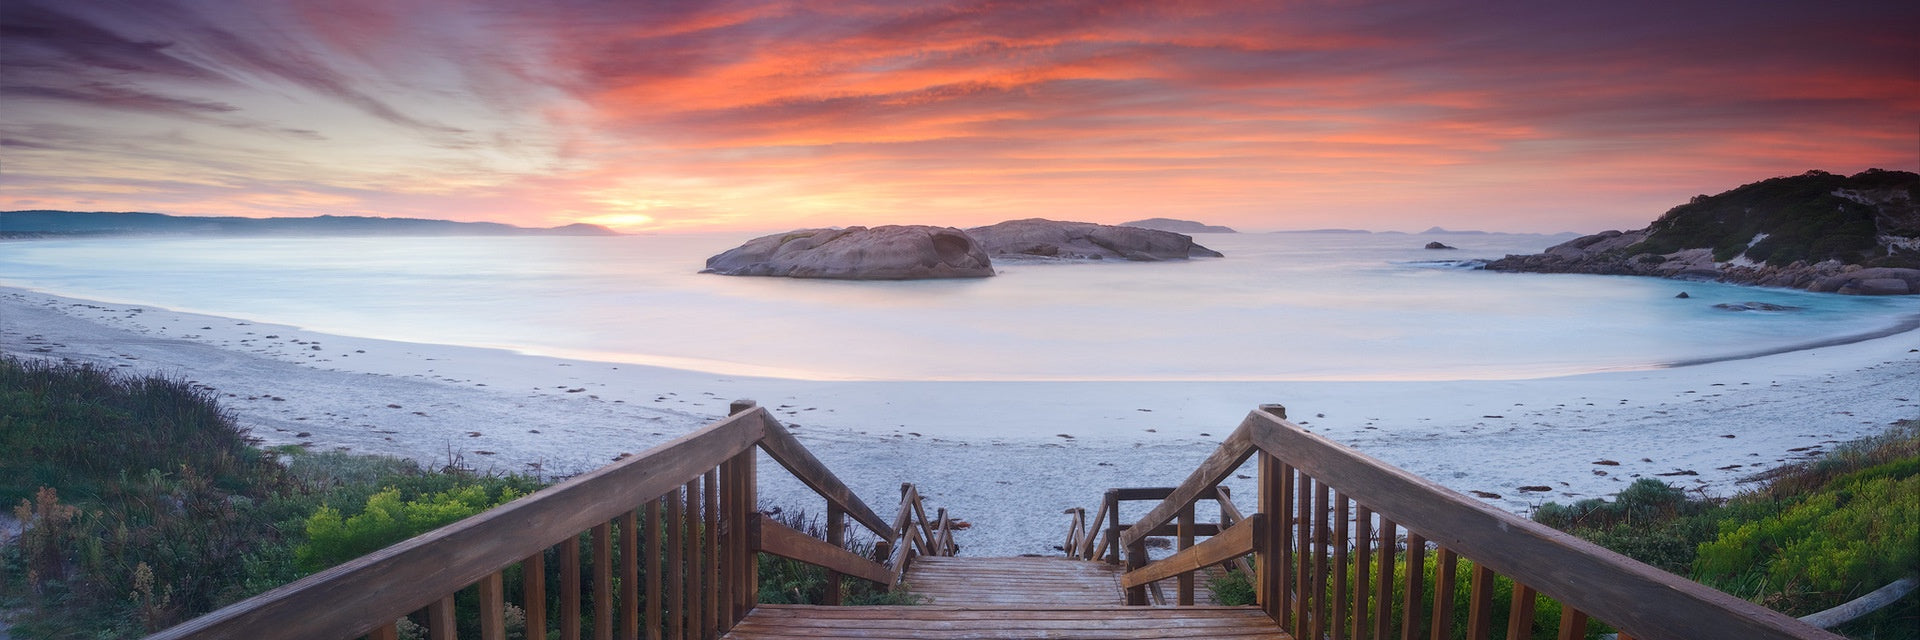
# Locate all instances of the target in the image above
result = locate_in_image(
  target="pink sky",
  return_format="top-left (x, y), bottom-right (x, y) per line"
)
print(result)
top-left (3, 0), bottom-right (1916, 233)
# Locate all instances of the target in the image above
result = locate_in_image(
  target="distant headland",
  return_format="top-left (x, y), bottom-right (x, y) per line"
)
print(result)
top-left (1486, 169), bottom-right (1920, 295)
top-left (0, 210), bottom-right (618, 238)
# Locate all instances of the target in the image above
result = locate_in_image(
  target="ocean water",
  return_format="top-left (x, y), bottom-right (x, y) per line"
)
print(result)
top-left (3, 231), bottom-right (1917, 381)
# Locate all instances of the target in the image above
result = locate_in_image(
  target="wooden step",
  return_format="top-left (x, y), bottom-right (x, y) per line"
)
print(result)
top-left (904, 556), bottom-right (1123, 606)
top-left (723, 604), bottom-right (1293, 639)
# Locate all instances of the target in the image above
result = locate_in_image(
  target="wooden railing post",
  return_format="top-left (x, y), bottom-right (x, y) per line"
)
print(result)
top-left (1125, 536), bottom-right (1149, 605)
top-left (1257, 453), bottom-right (1287, 625)
top-left (1104, 489), bottom-right (1122, 564)
top-left (1176, 501), bottom-right (1196, 605)
top-left (825, 503), bottom-right (845, 606)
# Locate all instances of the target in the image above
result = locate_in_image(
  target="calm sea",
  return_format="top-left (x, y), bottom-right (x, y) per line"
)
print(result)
top-left (4, 231), bottom-right (1917, 381)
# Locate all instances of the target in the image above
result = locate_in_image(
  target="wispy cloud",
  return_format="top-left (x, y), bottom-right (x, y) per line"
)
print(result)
top-left (3, 0), bottom-right (1915, 232)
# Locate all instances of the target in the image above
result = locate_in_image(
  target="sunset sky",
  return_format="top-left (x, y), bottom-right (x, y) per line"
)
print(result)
top-left (3, 1), bottom-right (1916, 233)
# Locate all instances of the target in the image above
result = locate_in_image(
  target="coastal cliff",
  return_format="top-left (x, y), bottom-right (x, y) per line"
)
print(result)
top-left (1485, 169), bottom-right (1920, 294)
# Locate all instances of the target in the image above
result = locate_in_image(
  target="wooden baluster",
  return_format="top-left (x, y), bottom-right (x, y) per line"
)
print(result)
top-left (1556, 608), bottom-right (1589, 640)
top-left (826, 503), bottom-right (845, 605)
top-left (739, 451), bottom-right (758, 614)
top-left (525, 551), bottom-right (548, 640)
top-left (1125, 536), bottom-right (1149, 605)
top-left (1106, 489), bottom-right (1123, 564)
top-left (1333, 492), bottom-right (1350, 640)
top-left (1504, 583), bottom-right (1537, 640)
top-left (428, 596), bottom-right (457, 640)
top-left (666, 489), bottom-right (683, 640)
top-left (562, 535), bottom-right (582, 640)
top-left (479, 571), bottom-right (506, 640)
top-left (703, 470), bottom-right (719, 638)
top-left (1354, 505), bottom-right (1373, 640)
top-left (683, 480), bottom-right (703, 640)
top-left (1177, 500), bottom-right (1196, 605)
top-left (716, 461), bottom-right (733, 629)
top-left (1465, 563), bottom-right (1495, 640)
top-left (1313, 481), bottom-right (1330, 640)
top-left (1257, 454), bottom-right (1289, 626)
top-left (1400, 532), bottom-right (1425, 640)
top-left (622, 511), bottom-right (639, 640)
top-left (645, 499), bottom-right (663, 640)
top-left (595, 522), bottom-right (614, 640)
top-left (1294, 472), bottom-right (1312, 634)
top-left (1429, 546), bottom-right (1457, 640)
top-left (1374, 519), bottom-right (1396, 640)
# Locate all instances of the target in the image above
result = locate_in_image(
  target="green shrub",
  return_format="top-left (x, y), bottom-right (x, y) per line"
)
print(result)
top-left (296, 483), bottom-right (527, 572)
top-left (1207, 569), bottom-right (1256, 606)
top-left (1694, 473), bottom-right (1919, 613)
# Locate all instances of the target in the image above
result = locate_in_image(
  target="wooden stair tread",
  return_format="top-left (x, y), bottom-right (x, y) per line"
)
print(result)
top-left (904, 556), bottom-right (1124, 606)
top-left (723, 605), bottom-right (1293, 639)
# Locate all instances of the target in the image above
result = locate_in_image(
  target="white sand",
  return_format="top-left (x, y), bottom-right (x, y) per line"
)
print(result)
top-left (4, 284), bottom-right (1917, 556)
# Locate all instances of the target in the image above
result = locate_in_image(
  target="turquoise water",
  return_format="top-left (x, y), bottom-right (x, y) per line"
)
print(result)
top-left (3, 232), bottom-right (1916, 381)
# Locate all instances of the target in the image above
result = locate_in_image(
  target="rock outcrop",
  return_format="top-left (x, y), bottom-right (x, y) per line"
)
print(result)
top-left (702, 225), bottom-right (994, 279)
top-left (1425, 242), bottom-right (1456, 250)
top-left (967, 218), bottom-right (1223, 261)
top-left (1485, 169), bottom-right (1920, 295)
top-left (1120, 218), bottom-right (1237, 234)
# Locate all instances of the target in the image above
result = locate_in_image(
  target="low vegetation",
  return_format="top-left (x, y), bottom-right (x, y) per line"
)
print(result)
top-left (0, 357), bottom-right (908, 638)
top-left (1536, 420), bottom-right (1920, 639)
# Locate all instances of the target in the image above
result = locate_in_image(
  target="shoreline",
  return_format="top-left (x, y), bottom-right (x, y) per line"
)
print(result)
top-left (3, 284), bottom-right (1917, 555)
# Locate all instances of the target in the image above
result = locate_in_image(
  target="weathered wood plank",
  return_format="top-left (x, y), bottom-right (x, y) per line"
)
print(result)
top-left (148, 410), bottom-right (764, 640)
top-left (645, 499), bottom-right (662, 640)
top-left (479, 571), bottom-right (506, 640)
top-left (1122, 515), bottom-right (1262, 589)
top-left (1242, 410), bottom-right (1839, 640)
top-left (684, 480), bottom-right (703, 640)
top-left (750, 514), bottom-right (895, 587)
top-left (427, 596), bottom-right (455, 640)
top-left (723, 605), bottom-right (1293, 639)
top-left (1430, 546), bottom-right (1457, 640)
top-left (595, 522), bottom-right (614, 640)
top-left (1374, 518), bottom-right (1396, 640)
top-left (1467, 563), bottom-right (1496, 640)
top-left (1506, 583), bottom-right (1537, 640)
top-left (622, 511), bottom-right (639, 640)
top-left (563, 535), bottom-right (582, 640)
top-left (1354, 505), bottom-right (1373, 640)
top-left (1400, 532), bottom-right (1426, 640)
top-left (525, 551), bottom-right (548, 640)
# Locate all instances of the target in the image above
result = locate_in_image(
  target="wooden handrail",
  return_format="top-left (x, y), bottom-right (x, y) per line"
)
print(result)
top-left (749, 514), bottom-right (895, 586)
top-left (150, 400), bottom-right (951, 640)
top-left (1109, 406), bottom-right (1842, 640)
top-left (1122, 514), bottom-right (1263, 589)
top-left (149, 408), bottom-right (766, 639)
top-left (758, 417), bottom-right (895, 542)
top-left (1238, 409), bottom-right (1837, 640)
top-left (1118, 428), bottom-right (1256, 550)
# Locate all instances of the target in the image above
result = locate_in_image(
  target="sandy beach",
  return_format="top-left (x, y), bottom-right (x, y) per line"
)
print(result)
top-left (4, 283), bottom-right (1917, 556)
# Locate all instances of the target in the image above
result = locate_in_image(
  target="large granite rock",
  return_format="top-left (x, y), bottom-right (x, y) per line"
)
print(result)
top-left (966, 218), bottom-right (1223, 261)
top-left (1485, 169), bottom-right (1920, 295)
top-left (702, 225), bottom-right (994, 280)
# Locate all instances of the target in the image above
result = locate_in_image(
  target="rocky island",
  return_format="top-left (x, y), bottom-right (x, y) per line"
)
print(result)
top-left (967, 218), bottom-right (1223, 261)
top-left (702, 219), bottom-right (1221, 279)
top-left (1120, 217), bottom-right (1237, 234)
top-left (701, 225), bottom-right (994, 279)
top-left (1485, 169), bottom-right (1920, 295)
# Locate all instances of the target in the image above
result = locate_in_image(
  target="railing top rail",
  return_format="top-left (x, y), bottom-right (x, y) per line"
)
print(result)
top-left (150, 408), bottom-right (768, 640)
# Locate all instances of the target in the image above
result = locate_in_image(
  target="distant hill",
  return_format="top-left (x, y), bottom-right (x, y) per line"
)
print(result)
top-left (1486, 169), bottom-right (1920, 295)
top-left (0, 210), bottom-right (619, 237)
top-left (1119, 218), bottom-right (1236, 234)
